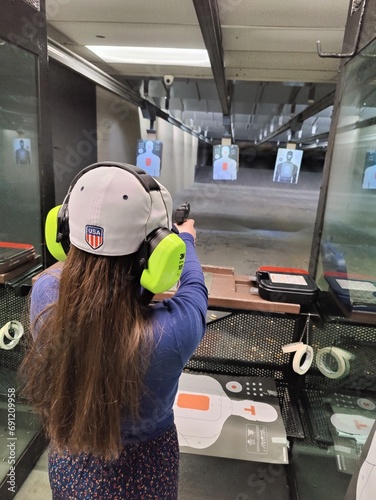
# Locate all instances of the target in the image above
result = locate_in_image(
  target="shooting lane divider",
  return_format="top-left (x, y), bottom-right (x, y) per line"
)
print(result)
top-left (0, 321), bottom-right (24, 350)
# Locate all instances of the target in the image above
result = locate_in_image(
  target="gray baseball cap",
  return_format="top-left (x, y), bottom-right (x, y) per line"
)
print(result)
top-left (68, 164), bottom-right (172, 256)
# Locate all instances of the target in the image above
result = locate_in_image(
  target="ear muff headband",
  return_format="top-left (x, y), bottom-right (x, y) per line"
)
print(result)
top-left (45, 162), bottom-right (186, 294)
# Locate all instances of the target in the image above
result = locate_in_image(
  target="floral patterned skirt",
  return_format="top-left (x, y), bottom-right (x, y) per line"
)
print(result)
top-left (48, 424), bottom-right (179, 499)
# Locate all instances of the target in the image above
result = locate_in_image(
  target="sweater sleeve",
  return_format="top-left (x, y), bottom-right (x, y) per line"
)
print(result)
top-left (29, 270), bottom-right (60, 338)
top-left (156, 232), bottom-right (208, 365)
top-left (174, 232), bottom-right (208, 310)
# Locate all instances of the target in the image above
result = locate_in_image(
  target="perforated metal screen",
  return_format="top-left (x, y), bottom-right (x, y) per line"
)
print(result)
top-left (305, 320), bottom-right (376, 392)
top-left (3, 289), bottom-right (375, 443)
top-left (289, 319), bottom-right (376, 454)
top-left (22, 0), bottom-right (40, 10)
top-left (185, 311), bottom-right (304, 437)
top-left (0, 286), bottom-right (28, 400)
top-left (186, 311), bottom-right (298, 379)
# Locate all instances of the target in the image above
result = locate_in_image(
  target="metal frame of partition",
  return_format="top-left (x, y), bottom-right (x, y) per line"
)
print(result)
top-left (0, 1), bottom-right (53, 496)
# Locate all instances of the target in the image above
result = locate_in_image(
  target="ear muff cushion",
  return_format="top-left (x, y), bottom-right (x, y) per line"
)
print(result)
top-left (140, 234), bottom-right (186, 294)
top-left (45, 205), bottom-right (68, 262)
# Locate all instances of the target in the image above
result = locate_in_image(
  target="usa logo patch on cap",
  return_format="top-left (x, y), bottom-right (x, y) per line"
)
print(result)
top-left (85, 225), bottom-right (104, 250)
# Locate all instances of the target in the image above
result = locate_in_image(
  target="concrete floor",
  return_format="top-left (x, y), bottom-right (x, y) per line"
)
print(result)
top-left (14, 450), bottom-right (51, 500)
top-left (177, 168), bottom-right (321, 277)
top-left (13, 169), bottom-right (321, 499)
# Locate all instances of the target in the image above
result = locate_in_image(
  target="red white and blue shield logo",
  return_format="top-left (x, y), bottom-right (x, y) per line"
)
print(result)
top-left (85, 225), bottom-right (104, 250)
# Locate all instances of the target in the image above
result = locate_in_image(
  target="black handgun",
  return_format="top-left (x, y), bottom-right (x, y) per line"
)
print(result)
top-left (174, 202), bottom-right (190, 225)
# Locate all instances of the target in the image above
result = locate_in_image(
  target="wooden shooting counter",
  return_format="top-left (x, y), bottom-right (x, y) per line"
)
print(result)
top-left (157, 265), bottom-right (301, 314)
top-left (33, 263), bottom-right (301, 314)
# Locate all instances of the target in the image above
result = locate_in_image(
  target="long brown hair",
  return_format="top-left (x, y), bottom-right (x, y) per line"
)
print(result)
top-left (19, 245), bottom-right (153, 460)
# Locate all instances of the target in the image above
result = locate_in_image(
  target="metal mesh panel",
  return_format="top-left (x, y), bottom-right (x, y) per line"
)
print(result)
top-left (304, 321), bottom-right (376, 394)
top-left (186, 312), bottom-right (303, 439)
top-left (0, 285), bottom-right (29, 401)
top-left (22, 0), bottom-right (40, 10)
top-left (301, 389), bottom-right (334, 445)
top-left (187, 311), bottom-right (298, 378)
top-left (277, 380), bottom-right (305, 438)
top-left (300, 387), bottom-right (367, 464)
top-left (295, 320), bottom-right (376, 456)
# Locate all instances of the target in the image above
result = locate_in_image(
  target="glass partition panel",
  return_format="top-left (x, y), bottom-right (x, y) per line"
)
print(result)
top-left (317, 38), bottom-right (376, 313)
top-left (0, 38), bottom-right (42, 488)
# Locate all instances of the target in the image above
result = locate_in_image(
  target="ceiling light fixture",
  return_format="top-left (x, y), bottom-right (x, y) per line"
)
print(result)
top-left (86, 46), bottom-right (211, 67)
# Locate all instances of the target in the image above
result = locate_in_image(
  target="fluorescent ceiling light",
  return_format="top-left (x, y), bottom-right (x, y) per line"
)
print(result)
top-left (86, 46), bottom-right (210, 67)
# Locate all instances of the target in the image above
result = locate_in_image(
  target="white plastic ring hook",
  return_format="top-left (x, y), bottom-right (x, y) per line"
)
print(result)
top-left (316, 347), bottom-right (354, 379)
top-left (282, 342), bottom-right (314, 375)
top-left (0, 321), bottom-right (24, 350)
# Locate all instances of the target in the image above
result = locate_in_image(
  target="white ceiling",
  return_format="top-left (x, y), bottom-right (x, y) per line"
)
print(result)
top-left (45, 0), bottom-right (353, 150)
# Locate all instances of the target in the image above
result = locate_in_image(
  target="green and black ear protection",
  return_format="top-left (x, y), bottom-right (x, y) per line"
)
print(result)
top-left (45, 162), bottom-right (186, 295)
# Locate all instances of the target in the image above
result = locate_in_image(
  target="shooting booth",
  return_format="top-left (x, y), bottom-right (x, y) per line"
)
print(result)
top-left (2, 2), bottom-right (376, 500)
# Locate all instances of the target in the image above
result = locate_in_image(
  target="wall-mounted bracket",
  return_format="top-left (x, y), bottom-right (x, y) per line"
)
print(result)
top-left (317, 0), bottom-right (367, 58)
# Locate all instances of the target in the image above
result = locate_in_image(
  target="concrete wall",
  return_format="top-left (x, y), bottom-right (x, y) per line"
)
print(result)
top-left (49, 61), bottom-right (97, 203)
top-left (139, 113), bottom-right (199, 197)
top-left (96, 95), bottom-right (199, 198)
top-left (96, 86), bottom-right (140, 165)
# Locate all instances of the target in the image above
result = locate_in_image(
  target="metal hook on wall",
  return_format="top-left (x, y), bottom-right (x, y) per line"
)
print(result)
top-left (316, 0), bottom-right (367, 58)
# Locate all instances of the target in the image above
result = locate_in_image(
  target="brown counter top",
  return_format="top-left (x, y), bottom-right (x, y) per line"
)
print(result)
top-left (33, 263), bottom-right (301, 314)
top-left (155, 265), bottom-right (301, 314)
